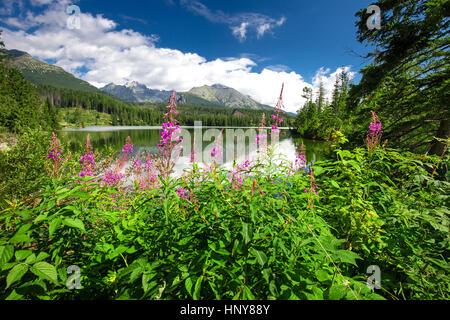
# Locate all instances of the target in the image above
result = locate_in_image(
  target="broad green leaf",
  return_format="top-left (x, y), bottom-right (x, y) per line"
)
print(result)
top-left (214, 248), bottom-right (230, 256)
top-left (0, 246), bottom-right (14, 268)
top-left (49, 218), bottom-right (62, 237)
top-left (185, 277), bottom-right (194, 296)
top-left (366, 292), bottom-right (387, 300)
top-left (8, 224), bottom-right (33, 244)
top-left (232, 239), bottom-right (240, 256)
top-left (269, 280), bottom-right (278, 297)
top-left (250, 248), bottom-right (267, 266)
top-left (262, 268), bottom-right (272, 283)
top-left (334, 250), bottom-right (361, 266)
top-left (25, 251), bottom-right (49, 265)
top-left (129, 267), bottom-right (143, 282)
top-left (243, 286), bottom-right (255, 300)
top-left (241, 223), bottom-right (250, 244)
top-left (312, 287), bottom-right (324, 299)
top-left (312, 166), bottom-right (325, 176)
top-left (330, 180), bottom-right (340, 189)
top-left (193, 276), bottom-right (203, 300)
top-left (329, 284), bottom-right (347, 300)
top-left (7, 264), bottom-right (29, 288)
top-left (113, 245), bottom-right (128, 256)
top-left (5, 289), bottom-right (24, 300)
top-left (315, 269), bottom-right (330, 282)
top-left (31, 262), bottom-right (58, 284)
top-left (15, 250), bottom-right (33, 261)
top-left (8, 233), bottom-right (31, 244)
top-left (62, 218), bottom-right (86, 232)
top-left (142, 273), bottom-right (157, 292)
top-left (34, 214), bottom-right (48, 223)
top-left (25, 253), bottom-right (37, 265)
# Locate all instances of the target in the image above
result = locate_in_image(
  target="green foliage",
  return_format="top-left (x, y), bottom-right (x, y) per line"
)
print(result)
top-left (0, 37), bottom-right (58, 134)
top-left (295, 70), bottom-right (351, 141)
top-left (314, 147), bottom-right (449, 299)
top-left (295, 0), bottom-right (449, 156)
top-left (348, 0), bottom-right (450, 154)
top-left (0, 63), bottom-right (43, 133)
top-left (0, 144), bottom-right (447, 300)
top-left (0, 130), bottom-right (50, 207)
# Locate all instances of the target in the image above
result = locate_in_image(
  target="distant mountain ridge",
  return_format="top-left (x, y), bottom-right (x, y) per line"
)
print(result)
top-left (6, 48), bottom-right (277, 112)
top-left (101, 81), bottom-right (174, 103)
top-left (5, 49), bottom-right (100, 93)
top-left (100, 81), bottom-right (274, 110)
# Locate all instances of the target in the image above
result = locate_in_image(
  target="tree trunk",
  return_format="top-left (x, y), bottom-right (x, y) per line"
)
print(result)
top-left (428, 119), bottom-right (450, 156)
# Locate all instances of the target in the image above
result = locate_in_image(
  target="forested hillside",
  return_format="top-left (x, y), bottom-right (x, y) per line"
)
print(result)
top-left (37, 85), bottom-right (292, 127)
top-left (0, 34), bottom-right (58, 133)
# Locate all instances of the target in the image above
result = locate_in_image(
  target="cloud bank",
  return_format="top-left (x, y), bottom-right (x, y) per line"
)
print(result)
top-left (0, 0), bottom-right (354, 113)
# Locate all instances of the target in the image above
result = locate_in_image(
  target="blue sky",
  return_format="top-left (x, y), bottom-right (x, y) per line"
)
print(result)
top-left (0, 0), bottom-right (376, 112)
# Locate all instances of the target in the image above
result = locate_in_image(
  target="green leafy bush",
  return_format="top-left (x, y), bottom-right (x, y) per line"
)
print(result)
top-left (0, 143), bottom-right (447, 300)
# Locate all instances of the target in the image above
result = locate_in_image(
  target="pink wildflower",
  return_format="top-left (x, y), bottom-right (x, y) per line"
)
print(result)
top-left (79, 134), bottom-right (95, 178)
top-left (365, 111), bottom-right (383, 153)
top-left (176, 186), bottom-right (189, 200)
top-left (46, 132), bottom-right (68, 177)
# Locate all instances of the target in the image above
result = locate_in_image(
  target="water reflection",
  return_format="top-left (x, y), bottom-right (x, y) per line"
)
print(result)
top-left (58, 126), bottom-right (330, 175)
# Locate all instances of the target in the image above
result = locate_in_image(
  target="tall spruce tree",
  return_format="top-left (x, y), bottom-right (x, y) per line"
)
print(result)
top-left (315, 81), bottom-right (326, 113)
top-left (331, 69), bottom-right (350, 118)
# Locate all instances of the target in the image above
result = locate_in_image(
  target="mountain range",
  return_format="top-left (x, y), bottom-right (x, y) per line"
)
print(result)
top-left (100, 82), bottom-right (273, 110)
top-left (5, 49), bottom-right (276, 111)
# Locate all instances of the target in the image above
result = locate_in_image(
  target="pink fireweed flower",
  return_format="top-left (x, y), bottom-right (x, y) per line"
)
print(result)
top-left (102, 170), bottom-right (123, 187)
top-left (47, 133), bottom-right (65, 161)
top-left (144, 154), bottom-right (153, 170)
top-left (270, 83), bottom-right (285, 135)
top-left (190, 133), bottom-right (199, 163)
top-left (229, 159), bottom-right (252, 189)
top-left (122, 136), bottom-right (133, 154)
top-left (116, 136), bottom-right (133, 173)
top-left (365, 111), bottom-right (383, 153)
top-left (133, 157), bottom-right (142, 169)
top-left (138, 153), bottom-right (159, 190)
top-left (79, 134), bottom-right (95, 178)
top-left (46, 132), bottom-right (68, 177)
top-left (176, 186), bottom-right (189, 200)
top-left (210, 128), bottom-right (224, 166)
top-left (294, 152), bottom-right (306, 171)
top-left (292, 142), bottom-right (307, 172)
top-left (255, 113), bottom-right (268, 153)
top-left (158, 90), bottom-right (183, 179)
top-left (305, 168), bottom-right (319, 209)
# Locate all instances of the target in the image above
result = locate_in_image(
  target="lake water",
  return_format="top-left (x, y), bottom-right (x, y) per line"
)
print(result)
top-left (58, 126), bottom-right (330, 175)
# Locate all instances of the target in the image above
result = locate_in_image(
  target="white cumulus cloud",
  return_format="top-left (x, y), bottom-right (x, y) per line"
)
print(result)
top-left (1, 1), bottom-right (354, 114)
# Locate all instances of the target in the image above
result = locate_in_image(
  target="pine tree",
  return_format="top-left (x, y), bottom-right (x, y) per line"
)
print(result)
top-left (315, 81), bottom-right (326, 113)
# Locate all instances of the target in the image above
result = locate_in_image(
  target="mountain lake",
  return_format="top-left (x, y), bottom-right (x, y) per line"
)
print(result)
top-left (58, 126), bottom-right (330, 177)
